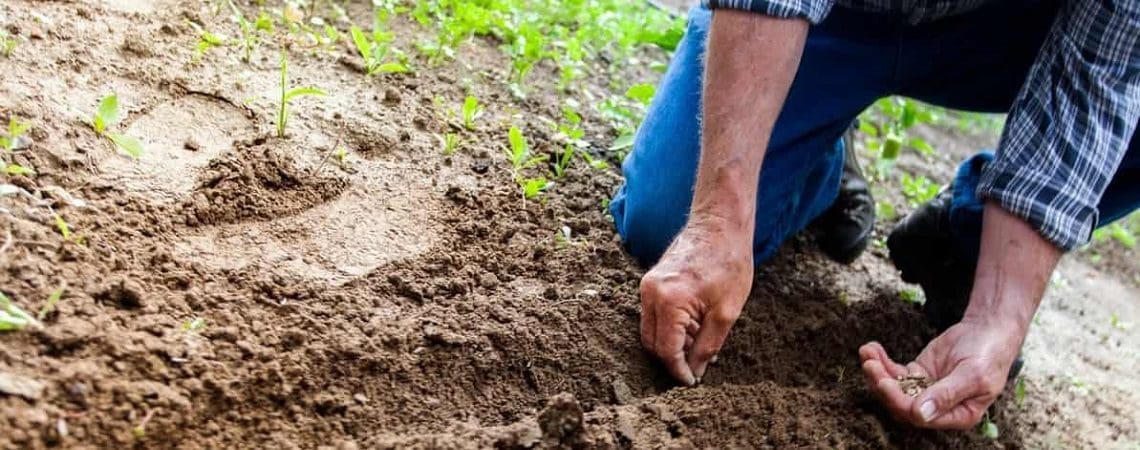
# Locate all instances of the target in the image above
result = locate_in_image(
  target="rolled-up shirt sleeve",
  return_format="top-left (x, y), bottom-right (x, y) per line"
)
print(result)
top-left (977, 0), bottom-right (1140, 251)
top-left (702, 0), bottom-right (834, 24)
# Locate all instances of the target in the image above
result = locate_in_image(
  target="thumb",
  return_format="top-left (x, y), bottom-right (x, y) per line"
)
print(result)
top-left (912, 365), bottom-right (987, 428)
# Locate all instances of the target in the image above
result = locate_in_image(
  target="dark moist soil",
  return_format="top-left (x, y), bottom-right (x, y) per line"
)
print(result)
top-left (0, 0), bottom-right (1041, 448)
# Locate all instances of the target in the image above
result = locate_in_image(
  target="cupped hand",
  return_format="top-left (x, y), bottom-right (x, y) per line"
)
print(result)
top-left (859, 318), bottom-right (1025, 429)
top-left (639, 221), bottom-right (753, 385)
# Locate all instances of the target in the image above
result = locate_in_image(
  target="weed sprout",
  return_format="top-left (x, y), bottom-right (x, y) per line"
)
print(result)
top-left (462, 95), bottom-right (482, 130)
top-left (276, 52), bottom-right (326, 138)
top-left (91, 94), bottom-right (144, 158)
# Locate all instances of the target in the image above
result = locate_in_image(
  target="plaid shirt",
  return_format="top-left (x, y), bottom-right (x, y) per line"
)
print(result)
top-left (704, 0), bottom-right (1140, 250)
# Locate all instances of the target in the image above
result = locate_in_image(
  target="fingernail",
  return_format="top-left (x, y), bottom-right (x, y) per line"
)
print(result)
top-left (919, 400), bottom-right (937, 422)
top-left (683, 373), bottom-right (696, 386)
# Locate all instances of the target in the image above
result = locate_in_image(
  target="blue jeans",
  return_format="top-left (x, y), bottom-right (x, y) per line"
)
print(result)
top-left (610, 1), bottom-right (1140, 267)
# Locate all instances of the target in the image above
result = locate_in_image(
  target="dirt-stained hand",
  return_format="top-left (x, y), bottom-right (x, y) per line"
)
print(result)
top-left (640, 222), bottom-right (753, 385)
top-left (859, 317), bottom-right (1025, 429)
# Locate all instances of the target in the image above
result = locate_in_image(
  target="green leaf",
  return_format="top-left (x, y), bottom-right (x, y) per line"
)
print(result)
top-left (521, 177), bottom-right (549, 199)
top-left (1, 292), bottom-right (39, 331)
top-left (1014, 377), bottom-right (1026, 407)
top-left (375, 62), bottom-right (408, 74)
top-left (5, 163), bottom-right (34, 175)
top-left (880, 135), bottom-right (902, 161)
top-left (609, 133), bottom-right (634, 151)
top-left (463, 95), bottom-right (482, 129)
top-left (508, 126), bottom-right (527, 160)
top-left (909, 138), bottom-right (935, 155)
top-left (979, 418), bottom-right (999, 440)
top-left (350, 26), bottom-right (371, 61)
top-left (283, 87), bottom-right (327, 102)
top-left (94, 94), bottom-right (120, 133)
top-left (38, 285), bottom-right (65, 321)
top-left (8, 117), bottom-right (31, 139)
top-left (625, 83), bottom-right (655, 105)
top-left (54, 214), bottom-right (72, 240)
top-left (858, 120), bottom-right (879, 138)
top-left (108, 133), bottom-right (144, 158)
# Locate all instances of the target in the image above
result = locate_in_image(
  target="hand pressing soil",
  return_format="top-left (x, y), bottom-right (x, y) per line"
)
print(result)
top-left (897, 374), bottom-right (933, 397)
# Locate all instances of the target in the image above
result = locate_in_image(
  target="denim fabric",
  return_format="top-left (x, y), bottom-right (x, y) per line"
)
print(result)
top-left (609, 3), bottom-right (1140, 267)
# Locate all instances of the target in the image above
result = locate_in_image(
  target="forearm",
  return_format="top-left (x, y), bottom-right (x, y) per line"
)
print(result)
top-left (962, 203), bottom-right (1063, 336)
top-left (691, 11), bottom-right (807, 235)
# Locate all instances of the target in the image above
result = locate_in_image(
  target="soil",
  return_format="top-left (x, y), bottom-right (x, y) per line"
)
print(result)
top-left (1, 1), bottom-right (1137, 449)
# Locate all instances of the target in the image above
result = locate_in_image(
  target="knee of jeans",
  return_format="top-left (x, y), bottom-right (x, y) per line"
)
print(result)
top-left (609, 187), bottom-right (685, 267)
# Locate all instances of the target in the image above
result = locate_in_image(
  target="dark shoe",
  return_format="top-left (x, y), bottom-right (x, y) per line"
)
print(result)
top-left (887, 186), bottom-right (1024, 381)
top-left (815, 127), bottom-right (876, 264)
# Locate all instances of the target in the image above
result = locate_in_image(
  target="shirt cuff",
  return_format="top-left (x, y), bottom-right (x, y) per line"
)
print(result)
top-left (702, 0), bottom-right (832, 24)
top-left (976, 159), bottom-right (1099, 251)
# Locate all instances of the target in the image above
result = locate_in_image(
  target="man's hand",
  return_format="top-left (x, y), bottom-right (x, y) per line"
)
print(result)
top-left (636, 10), bottom-right (807, 385)
top-left (859, 317), bottom-right (1023, 428)
top-left (863, 203), bottom-right (1061, 428)
top-left (640, 218), bottom-right (753, 385)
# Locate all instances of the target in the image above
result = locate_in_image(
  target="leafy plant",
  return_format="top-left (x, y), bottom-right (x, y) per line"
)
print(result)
top-left (38, 285), bottom-right (65, 321)
top-left (898, 288), bottom-right (923, 304)
top-left (625, 83), bottom-right (656, 106)
top-left (1, 116), bottom-right (31, 151)
top-left (504, 126), bottom-right (547, 176)
top-left (350, 23), bottom-right (408, 76)
top-left (519, 177), bottom-right (549, 201)
top-left (1, 292), bottom-right (40, 331)
top-left (900, 173), bottom-right (940, 207)
top-left (858, 97), bottom-right (939, 177)
top-left (187, 21), bottom-right (226, 62)
top-left (276, 52), bottom-right (326, 138)
top-left (91, 94), bottom-right (144, 158)
top-left (440, 133), bottom-right (460, 155)
top-left (461, 95), bottom-right (482, 130)
top-left (1, 117), bottom-right (34, 175)
top-left (0, 30), bottom-right (18, 58)
top-left (230, 3), bottom-right (274, 62)
top-left (552, 145), bottom-right (574, 178)
top-left (1014, 376), bottom-right (1027, 407)
top-left (979, 414), bottom-right (999, 440)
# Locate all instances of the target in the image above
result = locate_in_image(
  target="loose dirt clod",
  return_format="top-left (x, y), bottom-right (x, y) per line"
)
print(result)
top-left (898, 374), bottom-right (933, 398)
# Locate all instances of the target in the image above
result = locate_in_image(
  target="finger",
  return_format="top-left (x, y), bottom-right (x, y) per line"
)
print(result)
top-left (912, 365), bottom-right (992, 428)
top-left (687, 307), bottom-right (737, 381)
top-left (905, 362), bottom-right (928, 378)
top-left (864, 360), bottom-right (917, 420)
top-left (640, 289), bottom-right (657, 354)
top-left (655, 305), bottom-right (696, 386)
top-left (859, 342), bottom-right (909, 379)
top-left (684, 334), bottom-right (694, 352)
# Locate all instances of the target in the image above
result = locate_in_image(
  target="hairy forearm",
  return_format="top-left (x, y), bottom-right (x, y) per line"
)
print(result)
top-left (691, 11), bottom-right (808, 235)
top-left (963, 203), bottom-right (1063, 336)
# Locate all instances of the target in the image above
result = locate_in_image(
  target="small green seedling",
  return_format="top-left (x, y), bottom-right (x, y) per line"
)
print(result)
top-left (979, 414), bottom-right (999, 440)
top-left (579, 151), bottom-right (609, 170)
top-left (520, 177), bottom-right (549, 201)
top-left (0, 292), bottom-right (41, 331)
top-left (0, 30), bottom-right (18, 58)
top-left (2, 117), bottom-right (34, 175)
top-left (1014, 376), bottom-right (1027, 407)
top-left (2, 116), bottom-right (31, 151)
top-left (349, 25), bottom-right (408, 76)
top-left (276, 52), bottom-right (326, 138)
top-left (504, 126), bottom-right (547, 177)
top-left (91, 94), bottom-right (144, 158)
top-left (187, 21), bottom-right (226, 62)
top-left (898, 288), bottom-right (923, 304)
top-left (38, 285), bottom-right (65, 321)
top-left (54, 213), bottom-right (84, 245)
top-left (462, 95), bottom-right (482, 130)
top-left (231, 3), bottom-right (274, 62)
top-left (552, 145), bottom-right (574, 178)
top-left (901, 173), bottom-right (939, 207)
top-left (441, 133), bottom-right (460, 155)
top-left (625, 83), bottom-right (655, 106)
